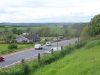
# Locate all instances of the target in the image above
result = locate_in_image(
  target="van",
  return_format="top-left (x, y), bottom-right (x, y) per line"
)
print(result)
top-left (34, 44), bottom-right (43, 50)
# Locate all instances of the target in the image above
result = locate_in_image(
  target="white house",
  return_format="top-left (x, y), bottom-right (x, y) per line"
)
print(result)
top-left (22, 32), bottom-right (29, 36)
top-left (16, 36), bottom-right (30, 43)
top-left (16, 34), bottom-right (40, 43)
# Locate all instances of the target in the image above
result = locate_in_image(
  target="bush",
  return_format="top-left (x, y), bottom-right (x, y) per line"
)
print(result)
top-left (74, 41), bottom-right (87, 49)
top-left (85, 40), bottom-right (100, 49)
top-left (22, 64), bottom-right (30, 75)
top-left (8, 44), bottom-right (18, 49)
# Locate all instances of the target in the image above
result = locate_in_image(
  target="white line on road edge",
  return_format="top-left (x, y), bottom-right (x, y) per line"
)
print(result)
top-left (3, 48), bottom-right (34, 58)
top-left (0, 56), bottom-right (37, 69)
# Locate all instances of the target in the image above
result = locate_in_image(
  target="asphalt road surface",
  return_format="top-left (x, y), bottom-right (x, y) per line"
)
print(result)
top-left (0, 38), bottom-right (78, 68)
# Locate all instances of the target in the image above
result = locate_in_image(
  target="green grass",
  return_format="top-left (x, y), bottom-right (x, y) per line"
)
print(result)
top-left (0, 44), bottom-right (33, 54)
top-left (31, 41), bottom-right (100, 75)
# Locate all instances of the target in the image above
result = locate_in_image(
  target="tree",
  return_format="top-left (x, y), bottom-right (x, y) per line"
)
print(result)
top-left (88, 14), bottom-right (100, 36)
top-left (37, 27), bottom-right (51, 37)
top-left (5, 34), bottom-right (16, 43)
top-left (64, 28), bottom-right (69, 37)
top-left (26, 27), bottom-right (32, 33)
top-left (4, 27), bottom-right (9, 33)
top-left (12, 28), bottom-right (18, 34)
top-left (80, 14), bottom-right (100, 40)
top-left (80, 25), bottom-right (90, 40)
top-left (17, 29), bottom-right (23, 35)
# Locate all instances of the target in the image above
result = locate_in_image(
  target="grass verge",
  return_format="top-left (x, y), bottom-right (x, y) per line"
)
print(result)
top-left (0, 44), bottom-right (34, 55)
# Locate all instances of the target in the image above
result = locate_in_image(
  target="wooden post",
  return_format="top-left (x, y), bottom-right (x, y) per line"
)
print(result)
top-left (21, 59), bottom-right (25, 64)
top-left (61, 46), bottom-right (63, 50)
top-left (38, 53), bottom-right (40, 63)
top-left (51, 49), bottom-right (54, 54)
top-left (21, 59), bottom-right (25, 66)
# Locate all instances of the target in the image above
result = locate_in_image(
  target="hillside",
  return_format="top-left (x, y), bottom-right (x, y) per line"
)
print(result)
top-left (31, 40), bottom-right (100, 75)
top-left (0, 23), bottom-right (86, 26)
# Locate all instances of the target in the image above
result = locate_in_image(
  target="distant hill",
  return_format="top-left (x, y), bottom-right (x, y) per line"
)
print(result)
top-left (0, 23), bottom-right (87, 27)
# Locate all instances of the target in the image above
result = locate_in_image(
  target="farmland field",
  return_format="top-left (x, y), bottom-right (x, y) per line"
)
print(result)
top-left (0, 44), bottom-right (33, 55)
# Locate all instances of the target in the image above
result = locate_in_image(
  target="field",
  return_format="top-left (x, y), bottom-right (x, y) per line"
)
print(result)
top-left (31, 40), bottom-right (100, 75)
top-left (0, 44), bottom-right (33, 55)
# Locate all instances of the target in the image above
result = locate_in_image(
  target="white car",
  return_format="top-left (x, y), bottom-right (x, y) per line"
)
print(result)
top-left (51, 47), bottom-right (61, 51)
top-left (45, 47), bottom-right (61, 54)
top-left (34, 44), bottom-right (43, 50)
top-left (46, 42), bottom-right (51, 46)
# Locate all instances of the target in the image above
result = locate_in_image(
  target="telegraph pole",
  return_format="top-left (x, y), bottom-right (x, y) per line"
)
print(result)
top-left (56, 25), bottom-right (58, 50)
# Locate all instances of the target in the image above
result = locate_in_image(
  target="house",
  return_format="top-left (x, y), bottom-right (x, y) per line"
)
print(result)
top-left (16, 36), bottom-right (30, 43)
top-left (25, 34), bottom-right (40, 42)
top-left (16, 34), bottom-right (40, 43)
top-left (22, 32), bottom-right (29, 36)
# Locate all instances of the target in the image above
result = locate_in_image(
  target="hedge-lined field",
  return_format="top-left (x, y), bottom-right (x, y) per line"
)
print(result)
top-left (0, 44), bottom-right (33, 54)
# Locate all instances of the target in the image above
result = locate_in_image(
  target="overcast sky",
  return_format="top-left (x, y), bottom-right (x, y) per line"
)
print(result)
top-left (0, 0), bottom-right (100, 23)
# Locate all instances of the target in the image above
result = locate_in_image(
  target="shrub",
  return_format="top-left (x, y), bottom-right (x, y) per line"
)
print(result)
top-left (85, 40), bottom-right (100, 49)
top-left (22, 64), bottom-right (30, 75)
top-left (8, 44), bottom-right (18, 49)
top-left (74, 41), bottom-right (87, 49)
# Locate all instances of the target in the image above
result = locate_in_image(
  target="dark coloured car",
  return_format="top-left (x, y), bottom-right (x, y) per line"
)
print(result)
top-left (0, 56), bottom-right (5, 62)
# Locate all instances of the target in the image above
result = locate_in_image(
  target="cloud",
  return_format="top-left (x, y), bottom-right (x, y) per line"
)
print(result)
top-left (0, 0), bottom-right (100, 22)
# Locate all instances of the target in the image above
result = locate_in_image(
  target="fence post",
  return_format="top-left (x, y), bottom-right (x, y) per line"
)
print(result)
top-left (61, 46), bottom-right (63, 50)
top-left (21, 59), bottom-right (25, 68)
top-left (21, 59), bottom-right (25, 64)
top-left (38, 53), bottom-right (40, 63)
top-left (51, 49), bottom-right (54, 54)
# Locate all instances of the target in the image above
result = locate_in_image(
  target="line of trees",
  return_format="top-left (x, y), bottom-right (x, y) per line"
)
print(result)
top-left (81, 14), bottom-right (100, 40)
top-left (0, 24), bottom-right (84, 44)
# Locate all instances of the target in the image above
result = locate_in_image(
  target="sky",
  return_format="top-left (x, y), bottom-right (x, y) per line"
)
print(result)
top-left (0, 0), bottom-right (100, 23)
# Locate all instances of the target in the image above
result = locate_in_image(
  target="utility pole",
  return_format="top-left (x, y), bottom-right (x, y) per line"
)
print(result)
top-left (56, 25), bottom-right (58, 50)
top-left (38, 53), bottom-right (40, 63)
top-left (57, 37), bottom-right (58, 50)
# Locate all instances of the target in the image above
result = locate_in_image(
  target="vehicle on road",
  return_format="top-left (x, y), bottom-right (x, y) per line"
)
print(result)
top-left (0, 56), bottom-right (5, 62)
top-left (45, 47), bottom-right (61, 54)
top-left (46, 42), bottom-right (51, 46)
top-left (53, 38), bottom-right (58, 42)
top-left (34, 44), bottom-right (43, 50)
top-left (51, 47), bottom-right (61, 51)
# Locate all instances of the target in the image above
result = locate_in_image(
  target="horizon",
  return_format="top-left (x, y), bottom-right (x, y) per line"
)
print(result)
top-left (0, 22), bottom-right (87, 23)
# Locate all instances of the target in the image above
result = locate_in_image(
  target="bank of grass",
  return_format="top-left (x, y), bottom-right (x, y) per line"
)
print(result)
top-left (0, 44), bottom-right (33, 54)
top-left (31, 40), bottom-right (100, 75)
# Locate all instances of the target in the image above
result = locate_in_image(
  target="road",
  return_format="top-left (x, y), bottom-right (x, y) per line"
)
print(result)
top-left (0, 38), bottom-right (78, 68)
